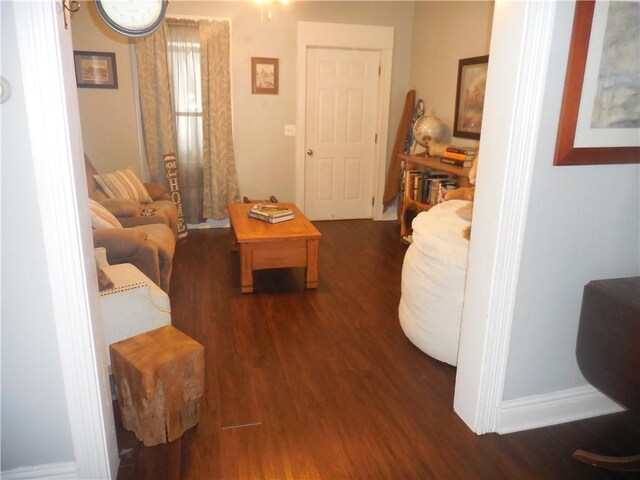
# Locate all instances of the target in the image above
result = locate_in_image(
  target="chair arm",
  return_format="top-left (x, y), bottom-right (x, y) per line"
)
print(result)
top-left (99, 198), bottom-right (142, 217)
top-left (99, 281), bottom-right (171, 361)
top-left (144, 182), bottom-right (170, 201)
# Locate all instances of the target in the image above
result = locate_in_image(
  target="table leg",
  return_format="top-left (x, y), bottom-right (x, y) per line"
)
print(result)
top-left (229, 224), bottom-right (238, 252)
top-left (240, 244), bottom-right (253, 293)
top-left (305, 239), bottom-right (319, 289)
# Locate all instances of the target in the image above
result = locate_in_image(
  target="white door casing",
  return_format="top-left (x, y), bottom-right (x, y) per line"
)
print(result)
top-left (296, 22), bottom-right (393, 220)
top-left (454, 1), bottom-right (558, 433)
top-left (305, 48), bottom-right (379, 220)
top-left (12, 1), bottom-right (118, 477)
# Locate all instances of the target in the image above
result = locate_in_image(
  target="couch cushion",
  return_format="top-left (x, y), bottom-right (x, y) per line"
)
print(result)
top-left (94, 168), bottom-right (153, 204)
top-left (101, 198), bottom-right (142, 217)
top-left (89, 199), bottom-right (123, 229)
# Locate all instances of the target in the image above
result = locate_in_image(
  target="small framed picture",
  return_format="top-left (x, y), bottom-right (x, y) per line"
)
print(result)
top-left (251, 57), bottom-right (279, 95)
top-left (453, 55), bottom-right (489, 140)
top-left (73, 51), bottom-right (118, 89)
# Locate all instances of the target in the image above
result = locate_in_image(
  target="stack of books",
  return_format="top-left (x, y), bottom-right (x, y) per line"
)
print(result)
top-left (440, 146), bottom-right (477, 167)
top-left (248, 204), bottom-right (294, 223)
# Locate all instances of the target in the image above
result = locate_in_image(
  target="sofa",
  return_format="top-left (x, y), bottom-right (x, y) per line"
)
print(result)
top-left (85, 155), bottom-right (178, 292)
top-left (85, 155), bottom-right (178, 236)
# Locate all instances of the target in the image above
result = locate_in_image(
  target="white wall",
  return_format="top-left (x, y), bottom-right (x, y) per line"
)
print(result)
top-left (502, 1), bottom-right (640, 400)
top-left (410, 1), bottom-right (494, 147)
top-left (71, 1), bottom-right (415, 204)
top-left (0, 2), bottom-right (75, 470)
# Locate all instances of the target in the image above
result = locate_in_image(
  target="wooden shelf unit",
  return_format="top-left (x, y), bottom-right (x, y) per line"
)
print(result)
top-left (399, 154), bottom-right (471, 238)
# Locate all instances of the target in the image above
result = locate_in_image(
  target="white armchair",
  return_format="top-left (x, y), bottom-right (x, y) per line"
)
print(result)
top-left (95, 248), bottom-right (171, 365)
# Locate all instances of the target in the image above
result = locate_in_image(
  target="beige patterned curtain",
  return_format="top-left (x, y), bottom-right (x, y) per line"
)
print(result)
top-left (134, 25), bottom-right (177, 185)
top-left (198, 20), bottom-right (240, 219)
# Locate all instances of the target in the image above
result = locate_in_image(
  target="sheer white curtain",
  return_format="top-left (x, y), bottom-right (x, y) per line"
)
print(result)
top-left (166, 19), bottom-right (204, 224)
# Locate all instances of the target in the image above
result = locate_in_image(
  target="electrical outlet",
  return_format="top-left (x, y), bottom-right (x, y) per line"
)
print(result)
top-left (284, 125), bottom-right (296, 136)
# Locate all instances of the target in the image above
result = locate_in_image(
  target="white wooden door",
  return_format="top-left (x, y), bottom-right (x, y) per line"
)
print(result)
top-left (305, 47), bottom-right (379, 220)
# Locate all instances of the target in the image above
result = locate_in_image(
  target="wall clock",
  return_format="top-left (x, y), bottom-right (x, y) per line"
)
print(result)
top-left (96, 0), bottom-right (168, 38)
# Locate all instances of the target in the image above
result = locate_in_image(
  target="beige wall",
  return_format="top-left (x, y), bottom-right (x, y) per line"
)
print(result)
top-left (71, 1), bottom-right (415, 202)
top-left (71, 2), bottom-right (142, 176)
top-left (410, 1), bottom-right (494, 148)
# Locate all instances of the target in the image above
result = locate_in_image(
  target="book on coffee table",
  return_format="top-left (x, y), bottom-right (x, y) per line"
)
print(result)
top-left (250, 204), bottom-right (292, 216)
top-left (248, 204), bottom-right (294, 223)
top-left (248, 211), bottom-right (294, 223)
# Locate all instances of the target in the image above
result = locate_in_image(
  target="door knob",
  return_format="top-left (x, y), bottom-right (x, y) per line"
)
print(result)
top-left (307, 149), bottom-right (314, 156)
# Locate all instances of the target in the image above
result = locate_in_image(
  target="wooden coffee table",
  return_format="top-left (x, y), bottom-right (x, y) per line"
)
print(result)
top-left (228, 203), bottom-right (321, 293)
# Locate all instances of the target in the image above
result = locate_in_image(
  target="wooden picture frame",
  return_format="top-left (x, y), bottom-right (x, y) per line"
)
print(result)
top-left (73, 51), bottom-right (118, 89)
top-left (251, 57), bottom-right (279, 95)
top-left (453, 55), bottom-right (489, 140)
top-left (554, 0), bottom-right (639, 166)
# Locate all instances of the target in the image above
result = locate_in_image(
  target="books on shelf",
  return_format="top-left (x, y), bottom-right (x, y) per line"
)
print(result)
top-left (248, 204), bottom-right (294, 223)
top-left (405, 170), bottom-right (458, 206)
top-left (445, 146), bottom-right (477, 156)
top-left (440, 145), bottom-right (477, 167)
top-left (442, 151), bottom-right (473, 161)
top-left (440, 157), bottom-right (473, 168)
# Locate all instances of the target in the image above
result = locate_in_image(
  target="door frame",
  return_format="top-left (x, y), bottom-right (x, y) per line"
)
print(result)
top-left (13, 1), bottom-right (117, 477)
top-left (454, 1), bottom-right (558, 433)
top-left (296, 22), bottom-right (394, 220)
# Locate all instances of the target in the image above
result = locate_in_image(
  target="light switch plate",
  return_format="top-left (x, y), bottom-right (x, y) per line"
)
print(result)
top-left (284, 125), bottom-right (296, 136)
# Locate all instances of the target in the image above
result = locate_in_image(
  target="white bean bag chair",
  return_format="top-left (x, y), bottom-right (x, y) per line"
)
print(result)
top-left (399, 200), bottom-right (472, 366)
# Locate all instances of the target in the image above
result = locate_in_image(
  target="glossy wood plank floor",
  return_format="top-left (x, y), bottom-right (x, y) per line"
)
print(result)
top-left (116, 220), bottom-right (639, 480)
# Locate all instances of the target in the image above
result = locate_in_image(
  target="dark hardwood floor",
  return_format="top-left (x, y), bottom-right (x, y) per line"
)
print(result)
top-left (116, 220), bottom-right (639, 479)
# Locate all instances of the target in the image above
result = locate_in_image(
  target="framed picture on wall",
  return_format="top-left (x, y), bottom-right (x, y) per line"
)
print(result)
top-left (453, 55), bottom-right (489, 140)
top-left (73, 51), bottom-right (118, 89)
top-left (251, 57), bottom-right (279, 95)
top-left (554, 0), bottom-right (639, 166)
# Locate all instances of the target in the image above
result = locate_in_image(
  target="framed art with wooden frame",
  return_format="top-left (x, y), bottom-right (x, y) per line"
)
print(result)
top-left (251, 57), bottom-right (279, 95)
top-left (73, 51), bottom-right (118, 89)
top-left (554, 0), bottom-right (639, 166)
top-left (453, 55), bottom-right (489, 140)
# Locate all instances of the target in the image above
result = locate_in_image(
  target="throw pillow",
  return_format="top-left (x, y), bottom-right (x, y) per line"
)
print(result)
top-left (89, 199), bottom-right (123, 229)
top-left (94, 168), bottom-right (153, 204)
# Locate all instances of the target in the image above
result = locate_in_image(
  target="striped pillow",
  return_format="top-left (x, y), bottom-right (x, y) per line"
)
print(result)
top-left (89, 199), bottom-right (123, 229)
top-left (94, 168), bottom-right (152, 204)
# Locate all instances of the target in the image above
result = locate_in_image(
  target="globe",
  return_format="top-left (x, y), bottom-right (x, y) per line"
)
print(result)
top-left (412, 114), bottom-right (445, 147)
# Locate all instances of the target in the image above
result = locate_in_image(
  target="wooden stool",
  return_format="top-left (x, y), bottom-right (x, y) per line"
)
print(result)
top-left (110, 326), bottom-right (204, 446)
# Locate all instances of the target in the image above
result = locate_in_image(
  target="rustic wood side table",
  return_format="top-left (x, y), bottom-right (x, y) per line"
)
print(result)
top-left (110, 326), bottom-right (204, 446)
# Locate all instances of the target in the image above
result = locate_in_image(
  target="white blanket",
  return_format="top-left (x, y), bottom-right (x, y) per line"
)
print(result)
top-left (398, 200), bottom-right (472, 366)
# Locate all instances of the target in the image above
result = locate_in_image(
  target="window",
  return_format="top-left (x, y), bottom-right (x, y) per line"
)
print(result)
top-left (167, 25), bottom-right (203, 171)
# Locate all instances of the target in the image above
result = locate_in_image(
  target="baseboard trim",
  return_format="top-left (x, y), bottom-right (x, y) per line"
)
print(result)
top-left (497, 385), bottom-right (625, 434)
top-left (1, 462), bottom-right (76, 480)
